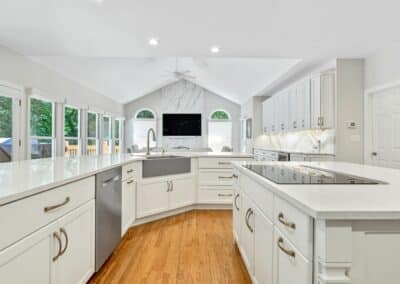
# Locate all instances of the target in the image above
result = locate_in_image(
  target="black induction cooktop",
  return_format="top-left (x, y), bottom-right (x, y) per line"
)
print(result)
top-left (243, 164), bottom-right (386, 185)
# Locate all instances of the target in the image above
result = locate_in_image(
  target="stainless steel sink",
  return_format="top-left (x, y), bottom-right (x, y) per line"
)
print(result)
top-left (142, 155), bottom-right (191, 178)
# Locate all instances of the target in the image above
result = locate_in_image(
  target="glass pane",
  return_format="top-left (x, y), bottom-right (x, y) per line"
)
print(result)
top-left (102, 139), bottom-right (111, 154)
top-left (136, 110), bottom-right (154, 119)
top-left (87, 112), bottom-right (97, 138)
top-left (114, 140), bottom-right (120, 154)
top-left (114, 120), bottom-right (120, 139)
top-left (31, 138), bottom-right (52, 159)
top-left (103, 116), bottom-right (110, 139)
top-left (0, 96), bottom-right (12, 162)
top-left (30, 98), bottom-right (53, 137)
top-left (64, 106), bottom-right (79, 138)
top-left (208, 121), bottom-right (232, 152)
top-left (133, 120), bottom-right (156, 151)
top-left (87, 139), bottom-right (97, 155)
top-left (64, 139), bottom-right (79, 157)
top-left (211, 110), bottom-right (229, 120)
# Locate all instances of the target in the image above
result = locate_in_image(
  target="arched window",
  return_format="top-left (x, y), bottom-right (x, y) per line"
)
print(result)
top-left (208, 109), bottom-right (232, 152)
top-left (133, 108), bottom-right (156, 151)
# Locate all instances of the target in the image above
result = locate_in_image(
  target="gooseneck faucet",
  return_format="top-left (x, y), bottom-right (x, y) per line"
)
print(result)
top-left (146, 128), bottom-right (156, 155)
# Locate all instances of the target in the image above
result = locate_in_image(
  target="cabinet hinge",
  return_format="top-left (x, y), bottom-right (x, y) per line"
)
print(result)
top-left (19, 139), bottom-right (22, 147)
top-left (18, 99), bottom-right (22, 106)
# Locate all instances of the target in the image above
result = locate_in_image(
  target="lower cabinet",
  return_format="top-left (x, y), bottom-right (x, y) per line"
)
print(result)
top-left (273, 228), bottom-right (312, 284)
top-left (240, 193), bottom-right (255, 274)
top-left (0, 200), bottom-right (95, 284)
top-left (233, 186), bottom-right (242, 243)
top-left (137, 177), bottom-right (195, 218)
top-left (122, 178), bottom-right (136, 235)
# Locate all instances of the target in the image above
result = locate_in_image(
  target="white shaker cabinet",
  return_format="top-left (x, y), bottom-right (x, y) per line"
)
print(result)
top-left (233, 171), bottom-right (242, 243)
top-left (168, 177), bottom-right (196, 210)
top-left (295, 79), bottom-right (311, 131)
top-left (240, 193), bottom-right (255, 274)
top-left (136, 180), bottom-right (170, 218)
top-left (310, 71), bottom-right (336, 129)
top-left (121, 178), bottom-right (136, 235)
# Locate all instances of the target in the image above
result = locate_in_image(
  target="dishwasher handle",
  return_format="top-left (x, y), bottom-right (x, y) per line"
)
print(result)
top-left (102, 175), bottom-right (121, 187)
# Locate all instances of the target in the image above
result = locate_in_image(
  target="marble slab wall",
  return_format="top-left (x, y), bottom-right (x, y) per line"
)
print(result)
top-left (253, 129), bottom-right (335, 154)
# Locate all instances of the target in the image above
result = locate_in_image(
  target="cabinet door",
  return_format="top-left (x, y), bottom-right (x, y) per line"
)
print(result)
top-left (320, 72), bottom-right (335, 128)
top-left (279, 92), bottom-right (289, 132)
top-left (233, 181), bottom-right (242, 243)
top-left (169, 177), bottom-right (196, 210)
top-left (240, 193), bottom-right (254, 274)
top-left (57, 201), bottom-right (95, 284)
top-left (310, 76), bottom-right (321, 129)
top-left (0, 222), bottom-right (57, 284)
top-left (296, 79), bottom-right (311, 130)
top-left (262, 100), bottom-right (269, 133)
top-left (288, 88), bottom-right (298, 131)
top-left (254, 207), bottom-right (273, 284)
top-left (137, 181), bottom-right (169, 217)
top-left (273, 229), bottom-right (312, 284)
top-left (122, 179), bottom-right (136, 236)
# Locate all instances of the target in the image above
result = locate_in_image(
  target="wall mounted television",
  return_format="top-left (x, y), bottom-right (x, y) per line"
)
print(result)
top-left (162, 113), bottom-right (202, 136)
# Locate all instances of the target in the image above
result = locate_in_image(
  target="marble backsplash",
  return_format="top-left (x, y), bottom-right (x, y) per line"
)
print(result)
top-left (253, 129), bottom-right (335, 154)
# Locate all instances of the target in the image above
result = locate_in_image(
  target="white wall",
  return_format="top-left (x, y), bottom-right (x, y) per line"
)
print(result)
top-left (0, 45), bottom-right (122, 115)
top-left (365, 45), bottom-right (400, 90)
top-left (124, 79), bottom-right (241, 151)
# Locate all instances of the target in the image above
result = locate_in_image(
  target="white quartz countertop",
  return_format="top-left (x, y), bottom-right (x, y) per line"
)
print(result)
top-left (0, 152), bottom-right (252, 206)
top-left (233, 161), bottom-right (400, 220)
top-left (130, 151), bottom-right (253, 158)
top-left (254, 148), bottom-right (335, 156)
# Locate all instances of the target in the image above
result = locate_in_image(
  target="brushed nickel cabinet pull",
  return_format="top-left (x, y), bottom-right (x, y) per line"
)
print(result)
top-left (245, 208), bottom-right (254, 233)
top-left (234, 194), bottom-right (240, 211)
top-left (127, 180), bottom-right (134, 184)
top-left (52, 232), bottom-right (62, 262)
top-left (166, 181), bottom-right (170, 192)
top-left (218, 193), bottom-right (233, 197)
top-left (218, 162), bottom-right (231, 165)
top-left (171, 181), bottom-right (174, 192)
top-left (218, 176), bottom-right (233, 179)
top-left (44, 197), bottom-right (70, 213)
top-left (277, 237), bottom-right (296, 258)
top-left (59, 228), bottom-right (68, 256)
top-left (232, 174), bottom-right (238, 179)
top-left (278, 213), bottom-right (296, 229)
top-left (127, 169), bottom-right (134, 174)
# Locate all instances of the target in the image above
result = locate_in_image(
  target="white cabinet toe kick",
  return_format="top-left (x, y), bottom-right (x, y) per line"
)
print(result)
top-left (233, 170), bottom-right (400, 284)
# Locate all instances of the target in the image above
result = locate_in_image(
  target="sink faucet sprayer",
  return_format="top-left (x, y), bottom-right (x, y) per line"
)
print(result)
top-left (146, 128), bottom-right (156, 155)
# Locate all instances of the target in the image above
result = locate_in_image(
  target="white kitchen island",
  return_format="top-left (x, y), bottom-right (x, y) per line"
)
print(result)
top-left (232, 161), bottom-right (400, 284)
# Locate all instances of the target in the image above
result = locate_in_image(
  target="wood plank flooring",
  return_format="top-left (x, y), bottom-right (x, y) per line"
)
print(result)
top-left (89, 210), bottom-right (251, 284)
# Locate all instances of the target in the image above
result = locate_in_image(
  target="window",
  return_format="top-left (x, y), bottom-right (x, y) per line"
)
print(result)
top-left (64, 106), bottom-right (80, 157)
top-left (0, 94), bottom-right (15, 162)
top-left (87, 112), bottom-right (98, 155)
top-left (133, 109), bottom-right (156, 151)
top-left (102, 115), bottom-right (112, 154)
top-left (114, 119), bottom-right (123, 154)
top-left (29, 97), bottom-right (54, 159)
top-left (208, 109), bottom-right (232, 152)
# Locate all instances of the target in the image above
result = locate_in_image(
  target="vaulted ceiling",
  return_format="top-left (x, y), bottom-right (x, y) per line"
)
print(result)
top-left (1, 0), bottom-right (399, 104)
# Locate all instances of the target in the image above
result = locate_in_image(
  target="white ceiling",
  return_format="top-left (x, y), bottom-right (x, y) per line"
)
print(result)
top-left (1, 0), bottom-right (400, 103)
top-left (28, 57), bottom-right (299, 104)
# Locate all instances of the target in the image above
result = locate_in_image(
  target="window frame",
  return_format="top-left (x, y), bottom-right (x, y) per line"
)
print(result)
top-left (28, 96), bottom-right (56, 159)
top-left (133, 108), bottom-right (157, 151)
top-left (102, 114), bottom-right (112, 154)
top-left (113, 118), bottom-right (123, 154)
top-left (63, 104), bottom-right (81, 157)
top-left (208, 109), bottom-right (232, 152)
top-left (86, 111), bottom-right (99, 156)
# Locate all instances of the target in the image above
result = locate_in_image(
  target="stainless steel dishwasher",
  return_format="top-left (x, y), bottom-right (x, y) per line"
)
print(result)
top-left (95, 167), bottom-right (122, 271)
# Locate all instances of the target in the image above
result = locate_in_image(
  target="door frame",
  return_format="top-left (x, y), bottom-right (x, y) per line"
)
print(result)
top-left (364, 80), bottom-right (400, 165)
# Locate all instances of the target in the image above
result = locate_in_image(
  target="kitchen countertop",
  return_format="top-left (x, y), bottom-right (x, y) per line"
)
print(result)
top-left (233, 161), bottom-right (400, 220)
top-left (254, 148), bottom-right (335, 156)
top-left (0, 152), bottom-right (253, 206)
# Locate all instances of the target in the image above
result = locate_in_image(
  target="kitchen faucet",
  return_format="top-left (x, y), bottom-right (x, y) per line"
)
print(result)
top-left (146, 128), bottom-right (156, 155)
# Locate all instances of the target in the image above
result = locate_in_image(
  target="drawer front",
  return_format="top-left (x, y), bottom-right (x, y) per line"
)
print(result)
top-left (198, 158), bottom-right (251, 169)
top-left (199, 170), bottom-right (234, 186)
top-left (198, 187), bottom-right (233, 204)
top-left (273, 196), bottom-right (313, 259)
top-left (0, 177), bottom-right (95, 251)
top-left (240, 174), bottom-right (273, 220)
top-left (122, 162), bottom-right (138, 181)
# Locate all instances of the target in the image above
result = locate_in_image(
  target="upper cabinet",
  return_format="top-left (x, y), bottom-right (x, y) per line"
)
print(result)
top-left (262, 71), bottom-right (335, 134)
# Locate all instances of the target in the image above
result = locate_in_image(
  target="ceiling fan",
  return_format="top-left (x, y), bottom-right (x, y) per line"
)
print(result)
top-left (165, 58), bottom-right (196, 80)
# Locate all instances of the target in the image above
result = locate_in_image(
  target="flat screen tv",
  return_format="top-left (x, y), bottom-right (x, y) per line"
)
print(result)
top-left (162, 113), bottom-right (202, 136)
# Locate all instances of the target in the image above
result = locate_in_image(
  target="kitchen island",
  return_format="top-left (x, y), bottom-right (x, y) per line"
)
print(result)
top-left (232, 161), bottom-right (400, 284)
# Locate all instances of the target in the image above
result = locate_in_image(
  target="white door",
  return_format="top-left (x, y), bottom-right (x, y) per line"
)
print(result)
top-left (371, 87), bottom-right (400, 168)
top-left (122, 178), bottom-right (136, 235)
top-left (254, 206), bottom-right (274, 284)
top-left (288, 88), bottom-right (297, 131)
top-left (240, 193), bottom-right (254, 275)
top-left (262, 100), bottom-right (269, 133)
top-left (137, 181), bottom-right (169, 217)
top-left (0, 222), bottom-right (57, 284)
top-left (296, 79), bottom-right (311, 130)
top-left (56, 201), bottom-right (95, 284)
top-left (273, 229), bottom-right (312, 284)
top-left (169, 177), bottom-right (195, 210)
top-left (0, 84), bottom-right (22, 162)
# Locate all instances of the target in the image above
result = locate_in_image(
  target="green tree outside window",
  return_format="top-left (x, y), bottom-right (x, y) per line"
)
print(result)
top-left (210, 110), bottom-right (229, 120)
top-left (30, 98), bottom-right (53, 137)
top-left (0, 96), bottom-right (12, 138)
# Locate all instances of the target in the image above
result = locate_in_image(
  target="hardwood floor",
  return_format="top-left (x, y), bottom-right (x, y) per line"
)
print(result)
top-left (89, 210), bottom-right (251, 284)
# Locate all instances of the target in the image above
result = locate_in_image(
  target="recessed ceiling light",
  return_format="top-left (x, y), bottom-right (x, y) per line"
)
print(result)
top-left (210, 46), bottom-right (220, 53)
top-left (93, 0), bottom-right (103, 3)
top-left (148, 38), bottom-right (159, 46)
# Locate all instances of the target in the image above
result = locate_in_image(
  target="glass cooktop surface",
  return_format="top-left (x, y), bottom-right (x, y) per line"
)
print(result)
top-left (243, 164), bottom-right (386, 185)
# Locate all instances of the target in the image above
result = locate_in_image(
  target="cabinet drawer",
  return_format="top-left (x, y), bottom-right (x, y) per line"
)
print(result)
top-left (240, 174), bottom-right (273, 220)
top-left (198, 158), bottom-right (234, 169)
top-left (199, 170), bottom-right (234, 186)
top-left (273, 196), bottom-right (313, 259)
top-left (122, 162), bottom-right (137, 181)
top-left (274, 228), bottom-right (312, 284)
top-left (0, 177), bottom-right (95, 251)
top-left (198, 187), bottom-right (233, 204)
